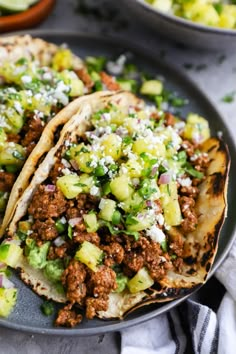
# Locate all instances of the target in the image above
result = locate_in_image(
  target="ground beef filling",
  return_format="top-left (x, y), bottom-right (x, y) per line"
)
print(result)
top-left (0, 171), bottom-right (16, 192)
top-left (25, 138), bottom-right (209, 327)
top-left (21, 115), bottom-right (45, 155)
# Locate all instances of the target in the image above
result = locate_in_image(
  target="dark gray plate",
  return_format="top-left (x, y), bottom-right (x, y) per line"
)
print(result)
top-left (121, 0), bottom-right (236, 50)
top-left (0, 31), bottom-right (235, 336)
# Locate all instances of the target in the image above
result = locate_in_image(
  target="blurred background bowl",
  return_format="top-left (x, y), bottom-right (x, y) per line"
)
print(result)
top-left (0, 0), bottom-right (56, 33)
top-left (122, 0), bottom-right (236, 51)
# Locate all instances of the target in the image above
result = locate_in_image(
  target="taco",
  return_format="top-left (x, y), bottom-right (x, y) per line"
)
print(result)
top-left (1, 90), bottom-right (229, 327)
top-left (0, 35), bottom-right (123, 220)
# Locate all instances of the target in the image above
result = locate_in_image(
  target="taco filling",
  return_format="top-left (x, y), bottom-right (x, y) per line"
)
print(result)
top-left (0, 36), bottom-right (124, 215)
top-left (7, 93), bottom-right (224, 327)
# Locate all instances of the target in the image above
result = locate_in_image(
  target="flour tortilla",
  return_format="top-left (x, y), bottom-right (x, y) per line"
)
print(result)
top-left (4, 91), bottom-right (230, 319)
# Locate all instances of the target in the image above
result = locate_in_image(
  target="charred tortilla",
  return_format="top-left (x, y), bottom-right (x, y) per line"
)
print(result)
top-left (2, 91), bottom-right (230, 324)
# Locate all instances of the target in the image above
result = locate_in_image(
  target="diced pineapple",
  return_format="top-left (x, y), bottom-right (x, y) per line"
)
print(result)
top-left (101, 134), bottom-right (122, 161)
top-left (69, 143), bottom-right (90, 159)
top-left (183, 2), bottom-right (219, 27)
top-left (123, 118), bottom-right (139, 134)
top-left (160, 182), bottom-right (182, 226)
top-left (75, 241), bottom-right (103, 272)
top-left (183, 113), bottom-right (210, 144)
top-left (0, 242), bottom-right (23, 268)
top-left (109, 111), bottom-right (126, 126)
top-left (74, 152), bottom-right (94, 173)
top-left (79, 174), bottom-right (95, 193)
top-left (219, 5), bottom-right (236, 29)
top-left (0, 288), bottom-right (17, 317)
top-left (59, 70), bottom-right (84, 97)
top-left (123, 159), bottom-right (143, 178)
top-left (5, 111), bottom-right (24, 134)
top-left (127, 267), bottom-right (154, 294)
top-left (140, 79), bottom-right (163, 96)
top-left (0, 128), bottom-right (7, 150)
top-left (83, 213), bottom-right (98, 232)
top-left (132, 138), bottom-right (165, 158)
top-left (98, 198), bottom-right (116, 221)
top-left (56, 175), bottom-right (82, 199)
top-left (110, 175), bottom-right (134, 201)
top-left (52, 49), bottom-right (73, 71)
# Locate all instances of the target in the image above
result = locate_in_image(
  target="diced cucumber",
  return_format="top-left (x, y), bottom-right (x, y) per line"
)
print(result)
top-left (140, 80), bottom-right (163, 96)
top-left (115, 273), bottom-right (128, 293)
top-left (120, 192), bottom-right (144, 213)
top-left (26, 241), bottom-right (50, 270)
top-left (75, 241), bottom-right (103, 272)
top-left (56, 175), bottom-right (82, 199)
top-left (83, 213), bottom-right (98, 232)
top-left (0, 143), bottom-right (25, 167)
top-left (116, 79), bottom-right (137, 92)
top-left (127, 212), bottom-right (154, 232)
top-left (110, 175), bottom-right (134, 201)
top-left (98, 198), bottom-right (116, 221)
top-left (127, 267), bottom-right (154, 294)
top-left (0, 288), bottom-right (17, 318)
top-left (0, 243), bottom-right (23, 267)
top-left (160, 182), bottom-right (182, 226)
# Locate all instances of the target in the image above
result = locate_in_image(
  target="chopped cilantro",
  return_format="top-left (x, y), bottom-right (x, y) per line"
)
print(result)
top-left (222, 91), bottom-right (236, 103)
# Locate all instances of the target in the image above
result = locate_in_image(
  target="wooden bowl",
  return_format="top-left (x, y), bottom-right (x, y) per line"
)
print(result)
top-left (0, 0), bottom-right (56, 33)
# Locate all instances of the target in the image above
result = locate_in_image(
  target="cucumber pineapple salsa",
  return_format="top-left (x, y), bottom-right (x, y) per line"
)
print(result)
top-left (12, 100), bottom-right (210, 327)
top-left (145, 0), bottom-right (236, 29)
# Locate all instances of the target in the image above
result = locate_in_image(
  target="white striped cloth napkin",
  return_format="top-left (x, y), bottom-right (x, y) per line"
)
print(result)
top-left (121, 240), bottom-right (236, 354)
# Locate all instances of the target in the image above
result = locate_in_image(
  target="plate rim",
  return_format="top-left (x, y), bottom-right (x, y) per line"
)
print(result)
top-left (0, 29), bottom-right (235, 336)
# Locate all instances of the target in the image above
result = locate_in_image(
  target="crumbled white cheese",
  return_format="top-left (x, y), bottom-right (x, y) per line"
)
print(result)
top-left (61, 158), bottom-right (71, 168)
top-left (178, 177), bottom-right (192, 187)
top-left (21, 75), bottom-right (32, 84)
top-left (60, 216), bottom-right (67, 224)
top-left (90, 186), bottom-right (100, 196)
top-left (156, 213), bottom-right (164, 226)
top-left (43, 72), bottom-right (53, 81)
top-left (146, 225), bottom-right (166, 244)
top-left (61, 168), bottom-right (72, 175)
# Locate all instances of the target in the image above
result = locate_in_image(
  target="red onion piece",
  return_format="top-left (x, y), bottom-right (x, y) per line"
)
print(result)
top-left (0, 262), bottom-right (6, 269)
top-left (159, 172), bottom-right (171, 184)
top-left (68, 217), bottom-right (82, 227)
top-left (146, 200), bottom-right (152, 207)
top-left (70, 159), bottom-right (79, 171)
top-left (151, 166), bottom-right (158, 176)
top-left (45, 184), bottom-right (56, 192)
top-left (54, 237), bottom-right (66, 247)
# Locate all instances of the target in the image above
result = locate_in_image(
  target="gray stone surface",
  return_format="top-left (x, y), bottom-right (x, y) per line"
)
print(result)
top-left (1, 0), bottom-right (236, 353)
